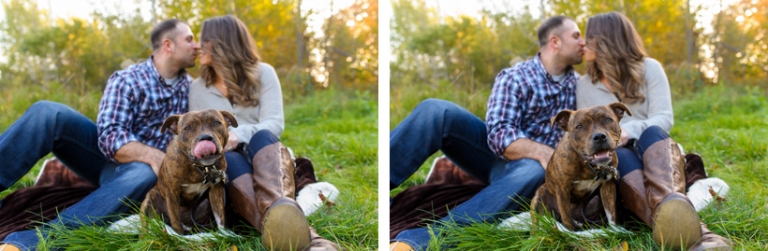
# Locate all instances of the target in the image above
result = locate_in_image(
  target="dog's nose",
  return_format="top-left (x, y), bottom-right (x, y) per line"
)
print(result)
top-left (592, 133), bottom-right (607, 143)
top-left (198, 134), bottom-right (214, 141)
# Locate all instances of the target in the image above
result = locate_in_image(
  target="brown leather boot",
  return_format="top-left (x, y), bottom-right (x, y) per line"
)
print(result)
top-left (688, 223), bottom-right (732, 251)
top-left (229, 142), bottom-right (311, 251)
top-left (642, 138), bottom-right (702, 248)
top-left (618, 169), bottom-right (653, 226)
top-left (0, 244), bottom-right (21, 251)
top-left (389, 241), bottom-right (414, 251)
top-left (308, 227), bottom-right (341, 251)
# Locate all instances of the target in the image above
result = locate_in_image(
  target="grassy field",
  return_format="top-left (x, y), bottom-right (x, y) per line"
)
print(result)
top-left (389, 83), bottom-right (768, 250)
top-left (0, 85), bottom-right (378, 250)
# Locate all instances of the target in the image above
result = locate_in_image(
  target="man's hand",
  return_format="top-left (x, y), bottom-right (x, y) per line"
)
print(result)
top-left (503, 138), bottom-right (555, 170)
top-left (225, 131), bottom-right (239, 152)
top-left (114, 142), bottom-right (165, 176)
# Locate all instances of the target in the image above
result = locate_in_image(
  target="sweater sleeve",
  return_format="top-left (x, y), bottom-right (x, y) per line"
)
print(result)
top-left (622, 58), bottom-right (674, 139)
top-left (230, 63), bottom-right (285, 141)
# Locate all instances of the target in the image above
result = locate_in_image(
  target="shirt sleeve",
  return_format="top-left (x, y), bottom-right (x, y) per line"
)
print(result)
top-left (621, 58), bottom-right (674, 139)
top-left (97, 72), bottom-right (139, 161)
top-left (230, 64), bottom-right (285, 141)
top-left (486, 69), bottom-right (528, 160)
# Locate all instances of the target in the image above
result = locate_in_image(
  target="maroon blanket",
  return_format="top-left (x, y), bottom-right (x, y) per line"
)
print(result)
top-left (390, 157), bottom-right (487, 239)
top-left (0, 159), bottom-right (97, 240)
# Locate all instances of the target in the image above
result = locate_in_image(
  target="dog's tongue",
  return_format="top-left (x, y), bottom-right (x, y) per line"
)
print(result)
top-left (193, 140), bottom-right (216, 158)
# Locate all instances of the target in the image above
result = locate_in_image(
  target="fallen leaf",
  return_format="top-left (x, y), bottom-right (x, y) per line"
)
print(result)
top-left (709, 186), bottom-right (726, 202)
top-left (318, 191), bottom-right (336, 206)
top-left (230, 246), bottom-right (238, 251)
top-left (614, 241), bottom-right (629, 251)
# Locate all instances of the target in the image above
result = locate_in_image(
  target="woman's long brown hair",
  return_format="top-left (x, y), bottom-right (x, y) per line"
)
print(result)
top-left (585, 12), bottom-right (647, 103)
top-left (200, 15), bottom-right (262, 107)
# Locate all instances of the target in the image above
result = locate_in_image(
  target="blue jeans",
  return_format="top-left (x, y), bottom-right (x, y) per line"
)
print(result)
top-left (390, 99), bottom-right (545, 250)
top-left (616, 126), bottom-right (670, 177)
top-left (0, 101), bottom-right (157, 250)
top-left (223, 130), bottom-right (280, 186)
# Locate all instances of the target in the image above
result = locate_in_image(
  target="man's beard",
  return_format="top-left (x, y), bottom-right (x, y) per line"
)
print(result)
top-left (567, 53), bottom-right (583, 66)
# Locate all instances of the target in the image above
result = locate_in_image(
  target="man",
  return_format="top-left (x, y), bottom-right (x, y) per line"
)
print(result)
top-left (0, 19), bottom-right (199, 251)
top-left (389, 16), bottom-right (585, 251)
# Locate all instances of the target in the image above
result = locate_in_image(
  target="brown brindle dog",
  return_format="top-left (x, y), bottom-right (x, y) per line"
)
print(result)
top-left (140, 109), bottom-right (238, 234)
top-left (531, 102), bottom-right (631, 231)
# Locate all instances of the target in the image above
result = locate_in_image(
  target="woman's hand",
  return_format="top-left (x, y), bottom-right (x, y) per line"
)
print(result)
top-left (618, 129), bottom-right (630, 147)
top-left (225, 131), bottom-right (239, 151)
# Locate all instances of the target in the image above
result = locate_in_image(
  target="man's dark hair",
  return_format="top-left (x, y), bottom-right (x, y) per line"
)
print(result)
top-left (537, 16), bottom-right (574, 47)
top-left (150, 19), bottom-right (188, 51)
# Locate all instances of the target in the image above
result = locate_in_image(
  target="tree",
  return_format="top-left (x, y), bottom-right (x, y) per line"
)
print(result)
top-left (318, 0), bottom-right (378, 90)
top-left (709, 0), bottom-right (768, 84)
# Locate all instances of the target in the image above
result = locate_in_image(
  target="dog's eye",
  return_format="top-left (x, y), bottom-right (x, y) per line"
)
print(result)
top-left (183, 125), bottom-right (192, 131)
top-left (212, 121), bottom-right (222, 126)
top-left (604, 118), bottom-right (613, 123)
top-left (575, 124), bottom-right (583, 130)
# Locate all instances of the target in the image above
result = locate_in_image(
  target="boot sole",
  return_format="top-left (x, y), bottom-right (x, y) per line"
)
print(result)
top-left (262, 203), bottom-right (311, 251)
top-left (653, 199), bottom-right (702, 248)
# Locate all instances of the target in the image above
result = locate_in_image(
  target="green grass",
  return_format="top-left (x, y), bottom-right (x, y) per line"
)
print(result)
top-left (390, 83), bottom-right (768, 250)
top-left (0, 86), bottom-right (378, 250)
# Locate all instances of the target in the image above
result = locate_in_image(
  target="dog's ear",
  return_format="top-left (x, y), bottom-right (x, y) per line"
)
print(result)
top-left (219, 110), bottom-right (238, 128)
top-left (608, 102), bottom-right (632, 121)
top-left (161, 115), bottom-right (181, 135)
top-left (551, 110), bottom-right (573, 131)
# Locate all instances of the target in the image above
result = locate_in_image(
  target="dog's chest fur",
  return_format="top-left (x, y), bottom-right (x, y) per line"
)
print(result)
top-left (159, 140), bottom-right (224, 206)
top-left (548, 148), bottom-right (618, 202)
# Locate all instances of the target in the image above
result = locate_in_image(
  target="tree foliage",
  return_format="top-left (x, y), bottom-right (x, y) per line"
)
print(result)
top-left (0, 0), bottom-right (377, 97)
top-left (391, 0), bottom-right (540, 89)
top-left (709, 0), bottom-right (768, 85)
top-left (391, 0), bottom-right (768, 95)
top-left (319, 0), bottom-right (378, 91)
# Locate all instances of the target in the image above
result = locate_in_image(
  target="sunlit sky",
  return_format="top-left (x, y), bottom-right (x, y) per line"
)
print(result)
top-left (18, 0), bottom-right (355, 37)
top-left (419, 0), bottom-right (738, 34)
top-left (0, 0), bottom-right (355, 64)
top-left (0, 0), bottom-right (747, 67)
top-left (0, 0), bottom-right (745, 44)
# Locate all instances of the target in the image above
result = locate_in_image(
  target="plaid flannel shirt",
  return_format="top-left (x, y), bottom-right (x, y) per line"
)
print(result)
top-left (485, 54), bottom-right (578, 160)
top-left (97, 57), bottom-right (191, 161)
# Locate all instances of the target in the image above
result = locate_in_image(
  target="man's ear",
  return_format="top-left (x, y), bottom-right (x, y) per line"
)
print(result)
top-left (549, 35), bottom-right (560, 49)
top-left (163, 37), bottom-right (174, 52)
top-left (551, 110), bottom-right (573, 131)
top-left (161, 115), bottom-right (180, 135)
top-left (608, 102), bottom-right (632, 121)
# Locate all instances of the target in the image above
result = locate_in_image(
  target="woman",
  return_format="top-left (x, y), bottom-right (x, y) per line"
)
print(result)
top-left (577, 12), bottom-right (730, 250)
top-left (189, 15), bottom-right (334, 251)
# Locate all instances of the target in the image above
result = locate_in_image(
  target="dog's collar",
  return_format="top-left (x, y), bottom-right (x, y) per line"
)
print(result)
top-left (192, 164), bottom-right (227, 185)
top-left (585, 162), bottom-right (619, 181)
